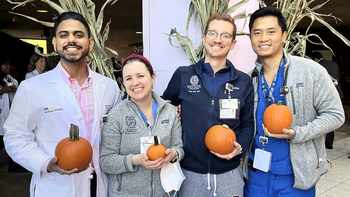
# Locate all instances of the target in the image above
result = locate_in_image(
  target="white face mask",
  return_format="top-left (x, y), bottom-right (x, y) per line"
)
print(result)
top-left (160, 162), bottom-right (186, 194)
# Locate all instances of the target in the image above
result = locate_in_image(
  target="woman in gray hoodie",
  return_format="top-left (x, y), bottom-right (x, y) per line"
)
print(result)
top-left (100, 54), bottom-right (184, 197)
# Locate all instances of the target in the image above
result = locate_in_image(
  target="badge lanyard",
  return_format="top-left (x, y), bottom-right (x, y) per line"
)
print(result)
top-left (260, 59), bottom-right (286, 107)
top-left (138, 99), bottom-right (158, 136)
top-left (260, 72), bottom-right (277, 107)
top-left (259, 60), bottom-right (286, 149)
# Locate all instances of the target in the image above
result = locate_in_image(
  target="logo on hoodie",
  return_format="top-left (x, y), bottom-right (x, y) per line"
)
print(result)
top-left (187, 75), bottom-right (201, 92)
top-left (125, 116), bottom-right (138, 134)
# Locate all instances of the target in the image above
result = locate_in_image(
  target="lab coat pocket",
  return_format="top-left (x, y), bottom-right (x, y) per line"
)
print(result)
top-left (38, 106), bottom-right (70, 139)
top-left (35, 173), bottom-right (71, 197)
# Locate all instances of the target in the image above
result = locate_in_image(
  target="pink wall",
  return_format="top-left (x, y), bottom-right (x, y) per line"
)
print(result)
top-left (143, 0), bottom-right (258, 94)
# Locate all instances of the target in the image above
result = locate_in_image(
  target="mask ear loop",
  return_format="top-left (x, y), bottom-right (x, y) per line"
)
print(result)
top-left (172, 191), bottom-right (177, 197)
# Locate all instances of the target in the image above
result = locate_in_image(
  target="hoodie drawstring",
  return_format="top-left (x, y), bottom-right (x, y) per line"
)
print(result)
top-left (207, 173), bottom-right (217, 196)
top-left (213, 174), bottom-right (217, 196)
top-left (207, 173), bottom-right (211, 190)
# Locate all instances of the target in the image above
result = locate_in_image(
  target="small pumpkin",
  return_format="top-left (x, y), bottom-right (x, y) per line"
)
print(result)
top-left (55, 124), bottom-right (93, 170)
top-left (205, 124), bottom-right (236, 155)
top-left (263, 101), bottom-right (293, 134)
top-left (147, 135), bottom-right (166, 161)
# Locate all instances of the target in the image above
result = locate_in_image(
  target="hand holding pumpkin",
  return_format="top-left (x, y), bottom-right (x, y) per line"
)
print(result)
top-left (135, 153), bottom-right (166, 169)
top-left (47, 157), bottom-right (89, 175)
top-left (262, 124), bottom-right (295, 140)
top-left (211, 141), bottom-right (243, 160)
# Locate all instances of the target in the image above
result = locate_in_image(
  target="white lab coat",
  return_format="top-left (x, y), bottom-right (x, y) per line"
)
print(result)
top-left (4, 64), bottom-right (121, 197)
top-left (0, 78), bottom-right (18, 135)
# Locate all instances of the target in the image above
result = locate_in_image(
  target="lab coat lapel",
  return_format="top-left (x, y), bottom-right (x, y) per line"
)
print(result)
top-left (90, 74), bottom-right (106, 146)
top-left (50, 67), bottom-right (82, 116)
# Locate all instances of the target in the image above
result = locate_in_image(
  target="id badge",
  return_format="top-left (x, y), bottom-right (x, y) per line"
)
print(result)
top-left (219, 99), bottom-right (240, 119)
top-left (253, 148), bottom-right (272, 172)
top-left (140, 136), bottom-right (161, 154)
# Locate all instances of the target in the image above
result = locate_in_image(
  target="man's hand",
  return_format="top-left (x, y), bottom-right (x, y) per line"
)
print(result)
top-left (47, 157), bottom-right (89, 175)
top-left (262, 124), bottom-right (295, 139)
top-left (166, 100), bottom-right (181, 120)
top-left (211, 141), bottom-right (243, 160)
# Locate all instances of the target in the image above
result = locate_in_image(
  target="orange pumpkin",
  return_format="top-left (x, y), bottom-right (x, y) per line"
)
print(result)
top-left (205, 124), bottom-right (236, 155)
top-left (263, 101), bottom-right (293, 134)
top-left (147, 135), bottom-right (166, 161)
top-left (55, 124), bottom-right (93, 170)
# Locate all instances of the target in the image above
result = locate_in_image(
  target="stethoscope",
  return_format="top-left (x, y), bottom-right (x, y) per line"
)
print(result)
top-left (251, 65), bottom-right (290, 95)
top-left (279, 65), bottom-right (289, 95)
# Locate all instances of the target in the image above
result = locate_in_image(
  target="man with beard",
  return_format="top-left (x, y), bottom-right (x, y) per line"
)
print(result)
top-left (3, 12), bottom-right (121, 197)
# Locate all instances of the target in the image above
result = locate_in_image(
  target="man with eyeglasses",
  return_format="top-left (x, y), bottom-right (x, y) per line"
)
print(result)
top-left (163, 12), bottom-right (254, 197)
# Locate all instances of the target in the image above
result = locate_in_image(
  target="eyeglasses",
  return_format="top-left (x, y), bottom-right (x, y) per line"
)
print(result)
top-left (206, 30), bottom-right (233, 40)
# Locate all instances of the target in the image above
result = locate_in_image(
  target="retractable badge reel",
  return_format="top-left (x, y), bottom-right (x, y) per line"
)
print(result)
top-left (253, 136), bottom-right (272, 172)
top-left (219, 83), bottom-right (240, 119)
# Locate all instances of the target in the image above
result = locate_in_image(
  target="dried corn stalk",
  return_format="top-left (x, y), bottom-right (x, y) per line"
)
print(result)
top-left (259, 0), bottom-right (350, 57)
top-left (168, 0), bottom-right (250, 64)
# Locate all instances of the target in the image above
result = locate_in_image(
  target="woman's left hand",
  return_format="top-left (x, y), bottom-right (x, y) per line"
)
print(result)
top-left (164, 149), bottom-right (177, 164)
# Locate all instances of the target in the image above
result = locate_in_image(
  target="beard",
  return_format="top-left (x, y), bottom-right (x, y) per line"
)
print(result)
top-left (56, 43), bottom-right (90, 63)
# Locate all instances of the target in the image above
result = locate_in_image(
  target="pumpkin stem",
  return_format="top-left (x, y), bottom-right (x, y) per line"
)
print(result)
top-left (153, 135), bottom-right (160, 146)
top-left (222, 124), bottom-right (229, 129)
top-left (276, 101), bottom-right (283, 105)
top-left (69, 124), bottom-right (80, 141)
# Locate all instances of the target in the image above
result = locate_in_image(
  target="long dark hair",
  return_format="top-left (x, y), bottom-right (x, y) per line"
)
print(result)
top-left (0, 60), bottom-right (10, 86)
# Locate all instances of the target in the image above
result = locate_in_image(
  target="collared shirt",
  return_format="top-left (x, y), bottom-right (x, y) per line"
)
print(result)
top-left (201, 59), bottom-right (231, 98)
top-left (59, 62), bottom-right (94, 142)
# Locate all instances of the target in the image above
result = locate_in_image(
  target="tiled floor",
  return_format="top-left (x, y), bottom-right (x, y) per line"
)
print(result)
top-left (316, 138), bottom-right (350, 197)
top-left (316, 101), bottom-right (350, 197)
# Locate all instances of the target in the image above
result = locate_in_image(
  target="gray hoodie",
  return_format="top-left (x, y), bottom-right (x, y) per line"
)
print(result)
top-left (243, 50), bottom-right (345, 190)
top-left (100, 91), bottom-right (184, 196)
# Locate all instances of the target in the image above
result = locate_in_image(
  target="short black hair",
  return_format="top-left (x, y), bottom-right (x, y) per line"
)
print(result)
top-left (249, 7), bottom-right (287, 33)
top-left (311, 51), bottom-right (323, 60)
top-left (53, 12), bottom-right (91, 38)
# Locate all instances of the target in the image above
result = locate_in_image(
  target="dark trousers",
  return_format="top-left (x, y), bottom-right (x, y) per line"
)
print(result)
top-left (326, 131), bottom-right (335, 148)
top-left (0, 136), bottom-right (4, 150)
top-left (90, 171), bottom-right (97, 197)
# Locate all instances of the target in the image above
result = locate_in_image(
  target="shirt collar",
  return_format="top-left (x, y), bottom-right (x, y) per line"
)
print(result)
top-left (59, 62), bottom-right (93, 86)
